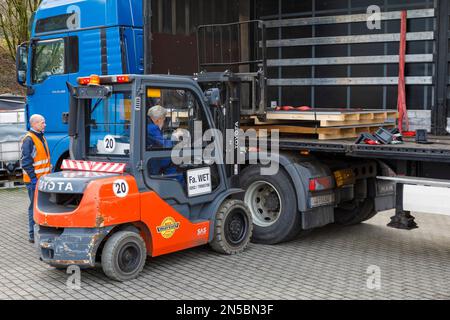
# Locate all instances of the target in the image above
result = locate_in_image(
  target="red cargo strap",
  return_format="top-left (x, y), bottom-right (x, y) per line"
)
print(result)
top-left (397, 10), bottom-right (410, 133)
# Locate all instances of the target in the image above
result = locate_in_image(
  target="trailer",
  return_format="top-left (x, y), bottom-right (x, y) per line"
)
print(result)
top-left (184, 5), bottom-right (450, 243)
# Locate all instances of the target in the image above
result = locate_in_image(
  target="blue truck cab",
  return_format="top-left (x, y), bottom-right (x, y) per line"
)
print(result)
top-left (16, 0), bottom-right (144, 169)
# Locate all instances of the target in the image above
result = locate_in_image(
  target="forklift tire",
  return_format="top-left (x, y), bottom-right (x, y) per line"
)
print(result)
top-left (101, 231), bottom-right (147, 282)
top-left (209, 199), bottom-right (253, 255)
top-left (334, 198), bottom-right (376, 226)
top-left (241, 165), bottom-right (302, 244)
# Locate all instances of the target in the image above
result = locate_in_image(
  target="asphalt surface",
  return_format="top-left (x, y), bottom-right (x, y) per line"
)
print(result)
top-left (1, 188), bottom-right (449, 300)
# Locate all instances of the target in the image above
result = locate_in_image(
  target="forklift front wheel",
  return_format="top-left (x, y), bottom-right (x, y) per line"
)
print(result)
top-left (101, 231), bottom-right (147, 282)
top-left (210, 199), bottom-right (253, 255)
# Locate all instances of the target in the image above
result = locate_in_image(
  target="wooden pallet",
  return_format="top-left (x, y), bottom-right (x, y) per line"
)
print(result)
top-left (251, 116), bottom-right (396, 127)
top-left (264, 109), bottom-right (398, 127)
top-left (243, 123), bottom-right (396, 140)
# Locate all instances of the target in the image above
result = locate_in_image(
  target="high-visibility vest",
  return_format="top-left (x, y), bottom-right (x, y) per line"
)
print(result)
top-left (22, 132), bottom-right (51, 183)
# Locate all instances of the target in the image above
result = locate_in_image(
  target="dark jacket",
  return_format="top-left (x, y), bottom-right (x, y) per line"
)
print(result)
top-left (146, 122), bottom-right (174, 149)
top-left (146, 121), bottom-right (183, 182)
top-left (21, 130), bottom-right (49, 182)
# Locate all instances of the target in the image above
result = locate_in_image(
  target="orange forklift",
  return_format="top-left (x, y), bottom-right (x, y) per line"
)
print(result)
top-left (34, 74), bottom-right (253, 281)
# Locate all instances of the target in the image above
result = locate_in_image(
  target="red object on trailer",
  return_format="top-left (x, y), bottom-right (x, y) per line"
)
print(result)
top-left (402, 131), bottom-right (416, 138)
top-left (275, 106), bottom-right (312, 111)
top-left (397, 10), bottom-right (410, 133)
top-left (364, 139), bottom-right (380, 145)
top-left (275, 106), bottom-right (294, 111)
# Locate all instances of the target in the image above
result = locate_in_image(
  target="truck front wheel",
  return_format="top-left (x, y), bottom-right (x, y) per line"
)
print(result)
top-left (241, 166), bottom-right (302, 244)
top-left (101, 231), bottom-right (147, 281)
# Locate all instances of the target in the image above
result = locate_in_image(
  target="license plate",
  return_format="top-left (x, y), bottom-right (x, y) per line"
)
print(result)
top-left (310, 193), bottom-right (335, 208)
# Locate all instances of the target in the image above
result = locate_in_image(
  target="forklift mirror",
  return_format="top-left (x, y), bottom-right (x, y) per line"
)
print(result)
top-left (205, 88), bottom-right (221, 107)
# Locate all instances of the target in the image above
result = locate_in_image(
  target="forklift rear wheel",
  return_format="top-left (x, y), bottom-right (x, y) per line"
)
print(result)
top-left (334, 197), bottom-right (376, 226)
top-left (101, 231), bottom-right (147, 281)
top-left (210, 199), bottom-right (253, 255)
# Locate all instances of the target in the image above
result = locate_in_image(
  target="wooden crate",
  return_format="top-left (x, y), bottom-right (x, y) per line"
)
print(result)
top-left (263, 109), bottom-right (398, 127)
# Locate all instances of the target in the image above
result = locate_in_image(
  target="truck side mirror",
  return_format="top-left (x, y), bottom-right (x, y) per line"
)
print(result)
top-left (205, 88), bottom-right (221, 107)
top-left (16, 43), bottom-right (28, 86)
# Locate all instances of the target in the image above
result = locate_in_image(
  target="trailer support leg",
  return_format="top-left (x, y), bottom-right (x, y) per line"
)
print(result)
top-left (387, 183), bottom-right (418, 230)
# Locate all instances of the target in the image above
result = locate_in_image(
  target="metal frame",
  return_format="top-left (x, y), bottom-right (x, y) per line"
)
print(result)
top-left (196, 20), bottom-right (267, 115)
top-left (264, 9), bottom-right (435, 27)
top-left (277, 138), bottom-right (450, 163)
top-left (267, 55), bottom-right (434, 67)
top-left (259, 2), bottom-right (434, 21)
top-left (268, 77), bottom-right (433, 86)
top-left (196, 20), bottom-right (266, 71)
top-left (433, 0), bottom-right (449, 135)
top-left (264, 32), bottom-right (434, 47)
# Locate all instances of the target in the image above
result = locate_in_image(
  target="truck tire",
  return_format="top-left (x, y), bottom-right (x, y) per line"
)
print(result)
top-left (334, 198), bottom-right (376, 226)
top-left (241, 166), bottom-right (302, 244)
top-left (210, 199), bottom-right (253, 255)
top-left (362, 208), bottom-right (379, 222)
top-left (101, 231), bottom-right (147, 282)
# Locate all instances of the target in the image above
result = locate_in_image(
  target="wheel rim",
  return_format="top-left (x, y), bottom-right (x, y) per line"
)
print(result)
top-left (224, 209), bottom-right (248, 245)
top-left (117, 242), bottom-right (141, 274)
top-left (244, 181), bottom-right (282, 227)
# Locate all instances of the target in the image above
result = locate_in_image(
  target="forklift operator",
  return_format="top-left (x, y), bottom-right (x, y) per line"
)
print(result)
top-left (147, 105), bottom-right (178, 148)
top-left (147, 105), bottom-right (184, 183)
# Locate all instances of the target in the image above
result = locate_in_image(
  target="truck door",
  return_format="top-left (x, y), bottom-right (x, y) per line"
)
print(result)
top-left (141, 83), bottom-right (227, 220)
top-left (27, 35), bottom-right (78, 135)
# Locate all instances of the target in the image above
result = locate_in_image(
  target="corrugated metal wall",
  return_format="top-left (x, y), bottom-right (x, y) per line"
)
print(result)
top-left (257, 0), bottom-right (436, 111)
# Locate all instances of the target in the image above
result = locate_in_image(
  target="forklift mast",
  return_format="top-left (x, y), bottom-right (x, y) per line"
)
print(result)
top-left (195, 71), bottom-right (242, 183)
top-left (196, 20), bottom-right (268, 117)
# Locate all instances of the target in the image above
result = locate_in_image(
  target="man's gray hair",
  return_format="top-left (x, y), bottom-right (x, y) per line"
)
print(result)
top-left (29, 114), bottom-right (45, 125)
top-left (147, 105), bottom-right (167, 120)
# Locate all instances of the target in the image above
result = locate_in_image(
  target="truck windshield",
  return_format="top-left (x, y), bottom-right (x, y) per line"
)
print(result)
top-left (86, 91), bottom-right (132, 158)
top-left (32, 38), bottom-right (65, 84)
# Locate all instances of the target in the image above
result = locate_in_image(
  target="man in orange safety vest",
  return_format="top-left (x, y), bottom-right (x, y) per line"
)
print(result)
top-left (20, 114), bottom-right (51, 243)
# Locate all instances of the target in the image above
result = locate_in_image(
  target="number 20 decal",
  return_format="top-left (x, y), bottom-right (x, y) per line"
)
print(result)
top-left (103, 135), bottom-right (116, 153)
top-left (113, 179), bottom-right (129, 198)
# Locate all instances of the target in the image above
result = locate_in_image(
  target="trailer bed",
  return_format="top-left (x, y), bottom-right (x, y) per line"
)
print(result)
top-left (277, 135), bottom-right (450, 163)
